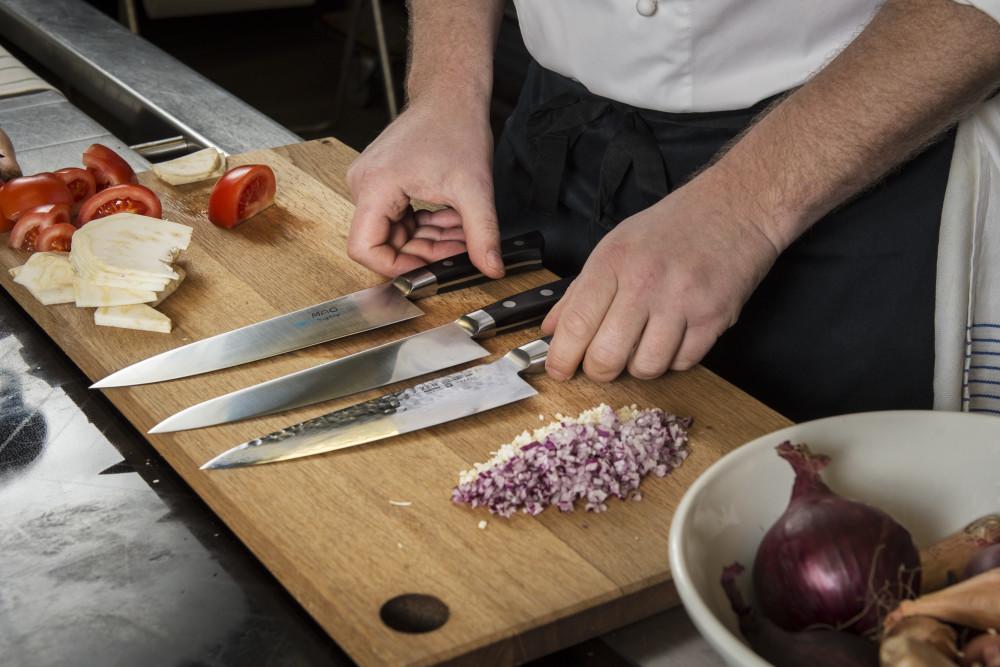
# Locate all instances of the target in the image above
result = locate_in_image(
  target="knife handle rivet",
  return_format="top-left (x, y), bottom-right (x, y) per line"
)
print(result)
top-left (513, 239), bottom-right (525, 246)
top-left (502, 300), bottom-right (516, 308)
top-left (540, 289), bottom-right (553, 297)
top-left (442, 260), bottom-right (454, 267)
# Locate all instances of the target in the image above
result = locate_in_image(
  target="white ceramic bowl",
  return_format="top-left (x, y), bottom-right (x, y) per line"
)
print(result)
top-left (668, 410), bottom-right (1000, 667)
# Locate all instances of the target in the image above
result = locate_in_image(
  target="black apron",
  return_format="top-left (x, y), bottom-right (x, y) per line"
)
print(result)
top-left (494, 61), bottom-right (956, 422)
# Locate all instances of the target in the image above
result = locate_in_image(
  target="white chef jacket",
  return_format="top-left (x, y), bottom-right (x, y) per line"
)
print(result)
top-left (513, 0), bottom-right (1000, 113)
top-left (512, 0), bottom-right (884, 112)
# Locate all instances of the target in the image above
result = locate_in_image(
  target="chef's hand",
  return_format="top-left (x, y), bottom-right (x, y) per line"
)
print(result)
top-left (346, 99), bottom-right (504, 278)
top-left (541, 170), bottom-right (782, 381)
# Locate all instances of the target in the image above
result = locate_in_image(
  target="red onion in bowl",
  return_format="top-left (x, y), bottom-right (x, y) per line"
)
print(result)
top-left (965, 543), bottom-right (1000, 580)
top-left (752, 442), bottom-right (920, 638)
top-left (721, 562), bottom-right (879, 667)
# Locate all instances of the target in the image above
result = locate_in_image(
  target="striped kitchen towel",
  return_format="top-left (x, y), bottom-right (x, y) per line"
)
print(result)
top-left (935, 95), bottom-right (1000, 415)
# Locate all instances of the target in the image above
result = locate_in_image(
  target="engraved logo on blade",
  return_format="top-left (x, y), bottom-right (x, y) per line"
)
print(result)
top-left (292, 306), bottom-right (342, 329)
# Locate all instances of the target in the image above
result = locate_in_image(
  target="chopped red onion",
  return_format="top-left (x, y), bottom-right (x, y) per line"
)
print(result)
top-left (452, 405), bottom-right (692, 517)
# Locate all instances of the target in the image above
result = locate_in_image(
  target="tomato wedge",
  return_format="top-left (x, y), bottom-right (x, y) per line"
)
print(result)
top-left (82, 144), bottom-right (137, 190)
top-left (54, 167), bottom-right (97, 215)
top-left (208, 164), bottom-right (276, 228)
top-left (77, 183), bottom-right (163, 225)
top-left (0, 173), bottom-right (73, 222)
top-left (35, 223), bottom-right (76, 252)
top-left (9, 203), bottom-right (71, 251)
top-left (0, 185), bottom-right (10, 233)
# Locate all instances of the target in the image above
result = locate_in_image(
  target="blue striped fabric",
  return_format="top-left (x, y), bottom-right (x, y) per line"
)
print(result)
top-left (964, 323), bottom-right (1000, 415)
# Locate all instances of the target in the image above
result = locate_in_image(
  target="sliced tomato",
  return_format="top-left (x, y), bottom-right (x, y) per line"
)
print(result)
top-left (0, 185), bottom-right (10, 233)
top-left (0, 173), bottom-right (73, 222)
top-left (82, 144), bottom-right (137, 190)
top-left (35, 223), bottom-right (76, 252)
top-left (77, 183), bottom-right (163, 225)
top-left (208, 164), bottom-right (276, 228)
top-left (8, 204), bottom-right (70, 251)
top-left (54, 167), bottom-right (97, 215)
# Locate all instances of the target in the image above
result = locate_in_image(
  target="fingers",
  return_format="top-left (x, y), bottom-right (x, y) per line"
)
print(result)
top-left (581, 296), bottom-right (649, 382)
top-left (628, 316), bottom-right (686, 379)
top-left (541, 277), bottom-right (575, 335)
top-left (451, 178), bottom-right (504, 279)
top-left (545, 272), bottom-right (617, 381)
top-left (347, 183), bottom-right (425, 276)
top-left (669, 324), bottom-right (717, 371)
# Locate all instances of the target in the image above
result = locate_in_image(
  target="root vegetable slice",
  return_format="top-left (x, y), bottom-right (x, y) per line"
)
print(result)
top-left (12, 252), bottom-right (76, 305)
top-left (95, 304), bottom-right (171, 333)
top-left (74, 279), bottom-right (157, 307)
top-left (71, 213), bottom-right (192, 280)
top-left (152, 266), bottom-right (186, 307)
top-left (151, 148), bottom-right (225, 185)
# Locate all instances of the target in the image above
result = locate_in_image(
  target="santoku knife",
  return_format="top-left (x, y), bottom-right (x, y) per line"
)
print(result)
top-left (92, 231), bottom-right (544, 388)
top-left (150, 277), bottom-right (572, 433)
top-left (200, 337), bottom-right (552, 469)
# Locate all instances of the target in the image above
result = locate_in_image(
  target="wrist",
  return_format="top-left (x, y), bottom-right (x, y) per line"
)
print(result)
top-left (697, 156), bottom-right (810, 254)
top-left (406, 69), bottom-right (493, 114)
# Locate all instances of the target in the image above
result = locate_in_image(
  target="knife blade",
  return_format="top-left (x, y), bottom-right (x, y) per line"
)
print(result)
top-left (150, 277), bottom-right (572, 433)
top-left (91, 231), bottom-right (544, 388)
top-left (199, 337), bottom-right (551, 469)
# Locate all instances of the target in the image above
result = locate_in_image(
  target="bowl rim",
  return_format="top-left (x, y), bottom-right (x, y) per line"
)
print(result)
top-left (667, 409), bottom-right (1000, 667)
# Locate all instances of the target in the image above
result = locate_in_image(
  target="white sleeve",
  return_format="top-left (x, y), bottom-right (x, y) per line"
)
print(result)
top-left (953, 0), bottom-right (1000, 24)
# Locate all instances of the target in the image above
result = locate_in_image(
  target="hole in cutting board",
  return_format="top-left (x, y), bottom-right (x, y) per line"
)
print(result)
top-left (380, 593), bottom-right (449, 633)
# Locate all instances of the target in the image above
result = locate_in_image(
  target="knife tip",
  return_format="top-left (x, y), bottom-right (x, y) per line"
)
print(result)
top-left (148, 421), bottom-right (170, 434)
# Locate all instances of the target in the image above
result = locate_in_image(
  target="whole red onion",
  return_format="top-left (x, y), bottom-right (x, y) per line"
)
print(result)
top-left (721, 562), bottom-right (878, 667)
top-left (752, 442), bottom-right (920, 637)
top-left (964, 543), bottom-right (1000, 580)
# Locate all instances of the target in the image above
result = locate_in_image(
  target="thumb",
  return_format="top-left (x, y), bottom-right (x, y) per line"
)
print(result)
top-left (452, 178), bottom-right (504, 279)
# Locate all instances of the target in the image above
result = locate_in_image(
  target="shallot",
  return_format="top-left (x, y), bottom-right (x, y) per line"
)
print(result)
top-left (887, 568), bottom-right (1000, 632)
top-left (752, 442), bottom-right (920, 637)
top-left (962, 631), bottom-right (1000, 667)
top-left (880, 616), bottom-right (958, 667)
top-left (921, 514), bottom-right (1000, 592)
top-left (965, 544), bottom-right (1000, 581)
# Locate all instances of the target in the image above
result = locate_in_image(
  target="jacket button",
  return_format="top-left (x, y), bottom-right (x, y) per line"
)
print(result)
top-left (636, 0), bottom-right (657, 16)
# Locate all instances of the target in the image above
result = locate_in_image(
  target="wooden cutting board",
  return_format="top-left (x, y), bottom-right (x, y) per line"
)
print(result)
top-left (0, 138), bottom-right (790, 666)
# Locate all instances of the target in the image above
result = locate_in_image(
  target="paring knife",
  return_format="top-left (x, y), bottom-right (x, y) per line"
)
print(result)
top-left (200, 337), bottom-right (552, 469)
top-left (91, 231), bottom-right (545, 388)
top-left (150, 277), bottom-right (572, 433)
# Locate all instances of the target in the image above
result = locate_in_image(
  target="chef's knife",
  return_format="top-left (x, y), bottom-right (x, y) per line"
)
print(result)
top-left (200, 336), bottom-right (552, 469)
top-left (151, 277), bottom-right (571, 433)
top-left (91, 231), bottom-right (544, 388)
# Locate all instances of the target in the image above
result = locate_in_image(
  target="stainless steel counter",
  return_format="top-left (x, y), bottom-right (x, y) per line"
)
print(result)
top-left (0, 0), bottom-right (300, 155)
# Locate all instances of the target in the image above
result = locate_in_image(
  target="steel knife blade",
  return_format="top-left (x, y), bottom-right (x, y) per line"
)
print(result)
top-left (150, 277), bottom-right (571, 433)
top-left (91, 231), bottom-right (544, 388)
top-left (199, 337), bottom-right (551, 470)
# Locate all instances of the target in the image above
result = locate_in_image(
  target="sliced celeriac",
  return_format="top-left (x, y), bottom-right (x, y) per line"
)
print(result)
top-left (95, 304), bottom-right (172, 333)
top-left (13, 252), bottom-right (75, 290)
top-left (71, 213), bottom-right (192, 280)
top-left (151, 148), bottom-right (225, 186)
top-left (11, 252), bottom-right (76, 305)
top-left (74, 279), bottom-right (157, 307)
top-left (152, 266), bottom-right (186, 307)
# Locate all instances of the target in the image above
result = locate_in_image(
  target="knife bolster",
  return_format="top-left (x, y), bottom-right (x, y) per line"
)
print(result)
top-left (456, 310), bottom-right (497, 338)
top-left (393, 269), bottom-right (438, 299)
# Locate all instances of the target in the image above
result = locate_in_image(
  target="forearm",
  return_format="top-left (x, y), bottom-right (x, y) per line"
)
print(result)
top-left (405, 0), bottom-right (505, 108)
top-left (707, 0), bottom-right (1000, 251)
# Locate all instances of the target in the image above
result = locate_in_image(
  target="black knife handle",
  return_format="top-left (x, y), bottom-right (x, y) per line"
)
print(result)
top-left (473, 276), bottom-right (573, 336)
top-left (393, 231), bottom-right (544, 298)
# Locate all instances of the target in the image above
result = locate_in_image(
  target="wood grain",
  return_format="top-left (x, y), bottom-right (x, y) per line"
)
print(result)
top-left (0, 139), bottom-right (791, 666)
